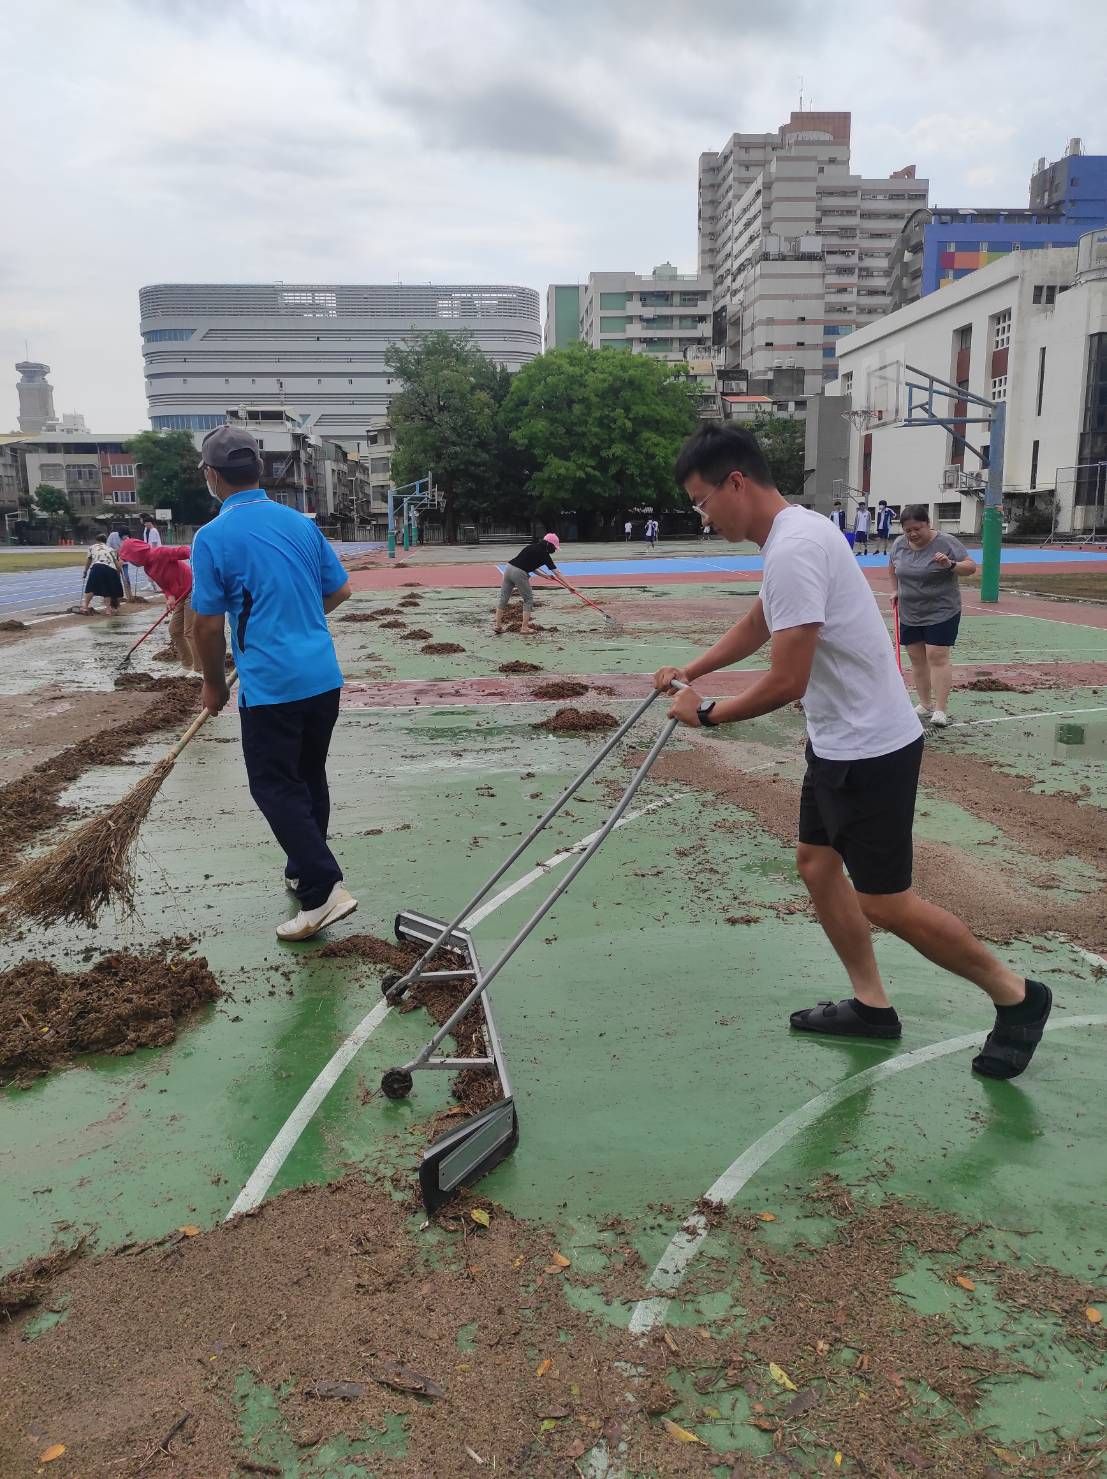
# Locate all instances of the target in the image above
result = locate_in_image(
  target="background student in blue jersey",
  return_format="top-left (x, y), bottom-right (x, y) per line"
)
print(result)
top-left (190, 426), bottom-right (357, 942)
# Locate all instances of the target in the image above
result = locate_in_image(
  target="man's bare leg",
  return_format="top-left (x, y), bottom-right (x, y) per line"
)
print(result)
top-left (796, 844), bottom-right (890, 1006)
top-left (856, 888), bottom-right (1023, 1005)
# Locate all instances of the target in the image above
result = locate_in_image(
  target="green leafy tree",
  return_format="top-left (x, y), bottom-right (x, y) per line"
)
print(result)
top-left (501, 345), bottom-right (698, 537)
top-left (386, 331), bottom-right (528, 539)
top-left (32, 483), bottom-right (73, 520)
top-left (124, 430), bottom-right (211, 525)
top-left (750, 411), bottom-right (805, 500)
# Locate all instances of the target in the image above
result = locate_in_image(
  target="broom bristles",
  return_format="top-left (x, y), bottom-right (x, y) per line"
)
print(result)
top-left (5, 756), bottom-right (175, 926)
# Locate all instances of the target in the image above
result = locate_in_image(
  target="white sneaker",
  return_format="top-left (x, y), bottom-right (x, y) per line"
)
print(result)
top-left (930, 709), bottom-right (949, 728)
top-left (276, 883), bottom-right (357, 941)
top-left (914, 702), bottom-right (932, 719)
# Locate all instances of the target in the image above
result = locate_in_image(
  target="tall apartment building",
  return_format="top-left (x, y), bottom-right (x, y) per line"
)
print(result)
top-left (579, 264), bottom-right (712, 360)
top-left (545, 284), bottom-right (584, 349)
top-left (888, 139), bottom-right (1107, 309)
top-left (138, 282), bottom-right (542, 442)
top-left (698, 112), bottom-right (929, 395)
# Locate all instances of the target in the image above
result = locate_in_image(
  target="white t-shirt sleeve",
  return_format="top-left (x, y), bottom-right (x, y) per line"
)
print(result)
top-left (762, 538), bottom-right (829, 633)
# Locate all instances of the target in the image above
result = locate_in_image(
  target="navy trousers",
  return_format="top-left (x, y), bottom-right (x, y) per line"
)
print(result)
top-left (239, 688), bottom-right (343, 909)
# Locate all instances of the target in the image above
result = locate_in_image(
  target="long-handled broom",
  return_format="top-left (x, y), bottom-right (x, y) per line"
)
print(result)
top-left (5, 671), bottom-right (238, 926)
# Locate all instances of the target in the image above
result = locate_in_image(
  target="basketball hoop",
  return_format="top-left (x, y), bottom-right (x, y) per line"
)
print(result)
top-left (841, 407), bottom-right (881, 431)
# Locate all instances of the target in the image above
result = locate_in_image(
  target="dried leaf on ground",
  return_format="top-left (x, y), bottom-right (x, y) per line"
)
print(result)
top-left (661, 1418), bottom-right (703, 1445)
top-left (768, 1361), bottom-right (798, 1391)
top-left (39, 1444), bottom-right (66, 1463)
top-left (470, 1208), bottom-right (490, 1228)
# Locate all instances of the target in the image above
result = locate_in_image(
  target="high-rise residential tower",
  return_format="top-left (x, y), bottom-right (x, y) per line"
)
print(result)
top-left (698, 112), bottom-right (929, 395)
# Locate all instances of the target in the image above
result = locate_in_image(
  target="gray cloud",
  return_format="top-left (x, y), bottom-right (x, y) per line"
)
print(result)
top-left (381, 80), bottom-right (619, 164)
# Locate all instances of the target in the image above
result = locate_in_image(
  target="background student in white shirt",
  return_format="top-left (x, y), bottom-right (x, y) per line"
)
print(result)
top-left (654, 425), bottom-right (1052, 1081)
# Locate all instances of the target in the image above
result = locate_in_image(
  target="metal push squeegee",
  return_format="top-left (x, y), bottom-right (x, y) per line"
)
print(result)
top-left (380, 683), bottom-right (688, 1212)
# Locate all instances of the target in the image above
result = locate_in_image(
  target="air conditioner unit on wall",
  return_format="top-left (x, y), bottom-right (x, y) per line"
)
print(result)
top-left (942, 466), bottom-right (961, 489)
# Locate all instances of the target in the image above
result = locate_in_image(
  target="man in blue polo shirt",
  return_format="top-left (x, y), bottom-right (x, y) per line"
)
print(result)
top-left (190, 425), bottom-right (357, 941)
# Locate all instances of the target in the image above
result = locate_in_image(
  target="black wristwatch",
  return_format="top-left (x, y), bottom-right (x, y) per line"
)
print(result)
top-left (696, 699), bottom-right (719, 727)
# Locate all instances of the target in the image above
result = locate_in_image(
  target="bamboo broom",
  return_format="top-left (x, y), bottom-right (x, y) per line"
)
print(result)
top-left (6, 672), bottom-right (238, 927)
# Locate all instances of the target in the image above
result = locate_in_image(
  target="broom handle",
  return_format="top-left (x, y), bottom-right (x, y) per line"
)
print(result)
top-left (163, 669), bottom-right (240, 763)
top-left (123, 604), bottom-right (172, 661)
top-left (892, 600), bottom-right (903, 674)
top-left (548, 570), bottom-right (615, 619)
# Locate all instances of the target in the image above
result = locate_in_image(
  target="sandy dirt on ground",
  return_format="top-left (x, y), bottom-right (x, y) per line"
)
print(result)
top-left (0, 677), bottom-right (202, 871)
top-left (651, 736), bottom-right (1107, 955)
top-left (0, 1176), bottom-right (1102, 1478)
top-left (0, 688), bottom-right (154, 786)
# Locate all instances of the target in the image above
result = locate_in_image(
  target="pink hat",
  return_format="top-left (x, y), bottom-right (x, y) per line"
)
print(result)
top-left (543, 532), bottom-right (560, 549)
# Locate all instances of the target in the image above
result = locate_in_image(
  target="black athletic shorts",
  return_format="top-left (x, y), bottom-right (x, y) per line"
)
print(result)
top-left (798, 735), bottom-right (924, 895)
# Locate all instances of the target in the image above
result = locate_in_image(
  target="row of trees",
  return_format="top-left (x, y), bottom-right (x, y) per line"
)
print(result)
top-left (388, 335), bottom-right (805, 540)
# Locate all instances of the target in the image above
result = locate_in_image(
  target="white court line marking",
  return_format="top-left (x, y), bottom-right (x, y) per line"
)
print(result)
top-left (225, 795), bottom-right (681, 1218)
top-left (961, 602), bottom-right (1107, 629)
top-left (949, 705), bottom-right (1107, 730)
top-left (626, 1012), bottom-right (1107, 1335)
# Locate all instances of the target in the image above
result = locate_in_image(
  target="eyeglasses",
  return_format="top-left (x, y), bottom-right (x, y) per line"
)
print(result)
top-left (691, 472), bottom-right (736, 520)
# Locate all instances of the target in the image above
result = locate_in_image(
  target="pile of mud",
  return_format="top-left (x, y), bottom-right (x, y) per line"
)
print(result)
top-left (0, 944), bottom-right (219, 1081)
top-left (534, 707), bottom-right (619, 733)
top-left (499, 660), bottom-right (542, 674)
top-left (422, 642), bottom-right (466, 655)
top-left (531, 680), bottom-right (589, 700)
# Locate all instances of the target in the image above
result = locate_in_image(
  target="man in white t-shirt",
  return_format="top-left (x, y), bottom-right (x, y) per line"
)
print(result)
top-left (653, 425), bottom-right (1051, 1080)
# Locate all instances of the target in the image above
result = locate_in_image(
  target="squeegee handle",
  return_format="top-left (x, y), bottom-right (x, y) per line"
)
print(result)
top-left (464, 706), bottom-right (683, 1006)
top-left (387, 684), bottom-right (671, 995)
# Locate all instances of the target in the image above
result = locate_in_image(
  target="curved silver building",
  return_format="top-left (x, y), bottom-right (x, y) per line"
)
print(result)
top-left (138, 282), bottom-right (541, 440)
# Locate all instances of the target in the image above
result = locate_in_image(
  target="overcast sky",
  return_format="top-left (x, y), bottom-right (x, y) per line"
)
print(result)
top-left (2, 0), bottom-right (1104, 430)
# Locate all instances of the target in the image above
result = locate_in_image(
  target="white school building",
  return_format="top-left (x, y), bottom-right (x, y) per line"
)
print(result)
top-left (831, 229), bottom-right (1107, 537)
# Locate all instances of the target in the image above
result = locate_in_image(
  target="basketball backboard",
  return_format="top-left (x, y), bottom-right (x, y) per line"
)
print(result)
top-left (865, 357), bottom-right (905, 428)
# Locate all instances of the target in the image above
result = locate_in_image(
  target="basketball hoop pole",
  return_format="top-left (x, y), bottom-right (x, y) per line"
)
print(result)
top-left (980, 403), bottom-right (1005, 603)
top-left (387, 472), bottom-right (434, 559)
top-left (898, 363), bottom-right (1005, 603)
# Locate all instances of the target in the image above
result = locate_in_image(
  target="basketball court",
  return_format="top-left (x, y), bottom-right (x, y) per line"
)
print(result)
top-left (2, 549), bottom-right (1106, 1474)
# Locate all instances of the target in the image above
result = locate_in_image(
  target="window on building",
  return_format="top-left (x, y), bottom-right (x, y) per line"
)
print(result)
top-left (842, 372), bottom-right (853, 393)
top-left (937, 501), bottom-right (961, 520)
top-left (1036, 347), bottom-right (1046, 415)
top-left (990, 375), bottom-right (1007, 402)
top-left (956, 325), bottom-right (973, 350)
top-left (108, 463), bottom-right (135, 477)
top-left (991, 309), bottom-right (1012, 350)
top-left (1030, 439), bottom-right (1040, 489)
top-left (112, 491), bottom-right (137, 505)
top-left (370, 457), bottom-right (390, 474)
top-left (1033, 286), bottom-right (1043, 304)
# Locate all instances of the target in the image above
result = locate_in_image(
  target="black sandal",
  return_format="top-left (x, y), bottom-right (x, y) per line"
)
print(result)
top-left (790, 998), bottom-right (902, 1040)
top-left (972, 982), bottom-right (1052, 1079)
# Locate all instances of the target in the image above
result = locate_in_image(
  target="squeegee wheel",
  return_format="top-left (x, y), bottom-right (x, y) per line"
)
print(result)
top-left (381, 1068), bottom-right (414, 1100)
top-left (393, 913), bottom-right (405, 942)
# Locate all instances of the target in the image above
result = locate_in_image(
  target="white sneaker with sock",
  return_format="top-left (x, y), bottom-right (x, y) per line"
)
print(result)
top-left (277, 883), bottom-right (357, 941)
top-left (929, 709), bottom-right (949, 728)
top-left (913, 702), bottom-right (932, 719)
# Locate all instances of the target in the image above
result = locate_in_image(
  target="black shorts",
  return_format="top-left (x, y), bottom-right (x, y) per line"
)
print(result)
top-left (899, 613), bottom-right (961, 648)
top-left (798, 736), bottom-right (924, 895)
